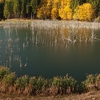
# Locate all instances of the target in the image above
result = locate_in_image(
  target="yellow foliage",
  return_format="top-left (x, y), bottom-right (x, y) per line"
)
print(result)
top-left (73, 3), bottom-right (95, 21)
top-left (37, 6), bottom-right (51, 19)
top-left (37, 7), bottom-right (45, 19)
top-left (0, 0), bottom-right (3, 3)
top-left (47, 0), bottom-right (52, 7)
top-left (39, 0), bottom-right (47, 8)
top-left (51, 7), bottom-right (59, 19)
top-left (53, 0), bottom-right (61, 8)
top-left (59, 8), bottom-right (64, 18)
top-left (61, 0), bottom-right (71, 7)
top-left (59, 6), bottom-right (72, 20)
top-left (37, 0), bottom-right (72, 20)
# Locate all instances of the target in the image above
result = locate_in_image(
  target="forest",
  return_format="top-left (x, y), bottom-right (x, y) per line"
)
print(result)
top-left (0, 0), bottom-right (100, 21)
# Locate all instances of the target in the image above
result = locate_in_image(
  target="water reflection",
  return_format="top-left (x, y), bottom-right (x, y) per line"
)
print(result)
top-left (31, 21), bottom-right (98, 47)
top-left (0, 21), bottom-right (100, 80)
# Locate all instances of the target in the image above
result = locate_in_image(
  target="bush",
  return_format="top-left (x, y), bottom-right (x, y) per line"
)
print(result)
top-left (52, 75), bottom-right (77, 94)
top-left (0, 67), bottom-right (10, 80)
top-left (2, 72), bottom-right (16, 85)
top-left (15, 75), bottom-right (29, 89)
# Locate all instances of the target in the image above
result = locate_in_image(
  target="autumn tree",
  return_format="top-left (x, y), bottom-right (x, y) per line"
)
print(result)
top-left (59, 0), bottom-right (72, 20)
top-left (51, 0), bottom-right (61, 19)
top-left (59, 6), bottom-right (72, 20)
top-left (37, 0), bottom-right (45, 19)
top-left (73, 3), bottom-right (95, 21)
top-left (37, 0), bottom-right (52, 19)
top-left (86, 0), bottom-right (100, 17)
top-left (46, 0), bottom-right (52, 19)
top-left (51, 7), bottom-right (58, 19)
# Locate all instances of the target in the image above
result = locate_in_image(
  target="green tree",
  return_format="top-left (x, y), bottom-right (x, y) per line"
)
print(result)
top-left (13, 0), bottom-right (21, 17)
top-left (0, 1), bottom-right (4, 19)
top-left (70, 0), bottom-right (80, 13)
top-left (20, 0), bottom-right (26, 18)
top-left (30, 0), bottom-right (38, 18)
top-left (4, 0), bottom-right (13, 18)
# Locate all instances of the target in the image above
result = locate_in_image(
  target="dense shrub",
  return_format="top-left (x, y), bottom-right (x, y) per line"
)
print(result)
top-left (0, 66), bottom-right (10, 80)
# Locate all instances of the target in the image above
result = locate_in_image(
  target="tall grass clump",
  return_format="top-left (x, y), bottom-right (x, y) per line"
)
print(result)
top-left (50, 75), bottom-right (77, 95)
top-left (0, 66), bottom-right (10, 80)
top-left (81, 74), bottom-right (100, 92)
top-left (15, 75), bottom-right (29, 95)
top-left (1, 66), bottom-right (100, 96)
top-left (0, 67), bottom-right (16, 94)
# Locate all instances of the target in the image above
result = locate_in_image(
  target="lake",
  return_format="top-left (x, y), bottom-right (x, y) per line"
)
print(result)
top-left (0, 21), bottom-right (100, 82)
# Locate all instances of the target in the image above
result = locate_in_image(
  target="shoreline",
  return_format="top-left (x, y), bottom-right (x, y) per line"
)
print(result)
top-left (0, 67), bottom-right (100, 100)
top-left (0, 91), bottom-right (100, 100)
top-left (0, 19), bottom-right (100, 29)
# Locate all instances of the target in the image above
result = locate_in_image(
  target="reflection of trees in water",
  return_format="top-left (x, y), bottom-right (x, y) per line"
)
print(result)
top-left (0, 21), bottom-right (99, 69)
top-left (0, 27), bottom-right (28, 69)
top-left (31, 24), bottom-right (98, 48)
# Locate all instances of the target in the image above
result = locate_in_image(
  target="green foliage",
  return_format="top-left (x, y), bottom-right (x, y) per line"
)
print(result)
top-left (82, 74), bottom-right (100, 92)
top-left (4, 0), bottom-right (13, 18)
top-left (1, 67), bottom-right (100, 95)
top-left (52, 75), bottom-right (77, 94)
top-left (0, 67), bottom-right (10, 80)
top-left (15, 75), bottom-right (29, 88)
top-left (2, 72), bottom-right (16, 85)
top-left (31, 0), bottom-right (37, 14)
top-left (20, 0), bottom-right (26, 17)
top-left (0, 0), bottom-right (99, 20)
top-left (70, 0), bottom-right (80, 12)
top-left (13, 0), bottom-right (19, 14)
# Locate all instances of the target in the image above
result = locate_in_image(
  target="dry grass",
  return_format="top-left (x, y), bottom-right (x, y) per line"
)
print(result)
top-left (0, 19), bottom-right (100, 29)
top-left (0, 91), bottom-right (100, 100)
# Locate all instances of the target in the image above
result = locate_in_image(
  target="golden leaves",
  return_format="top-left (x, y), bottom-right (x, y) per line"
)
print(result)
top-left (51, 7), bottom-right (58, 19)
top-left (37, 0), bottom-right (95, 21)
top-left (0, 0), bottom-right (2, 2)
top-left (59, 6), bottom-right (72, 20)
top-left (73, 3), bottom-right (95, 21)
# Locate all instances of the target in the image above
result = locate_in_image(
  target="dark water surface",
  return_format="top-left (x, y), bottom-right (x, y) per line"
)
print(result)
top-left (0, 26), bottom-right (100, 82)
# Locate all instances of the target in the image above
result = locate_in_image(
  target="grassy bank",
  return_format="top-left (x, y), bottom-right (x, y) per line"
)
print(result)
top-left (0, 66), bottom-right (100, 97)
top-left (0, 19), bottom-right (100, 29)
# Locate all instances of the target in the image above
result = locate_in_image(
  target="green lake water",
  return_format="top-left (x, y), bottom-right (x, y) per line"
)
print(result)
top-left (0, 24), bottom-right (100, 82)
